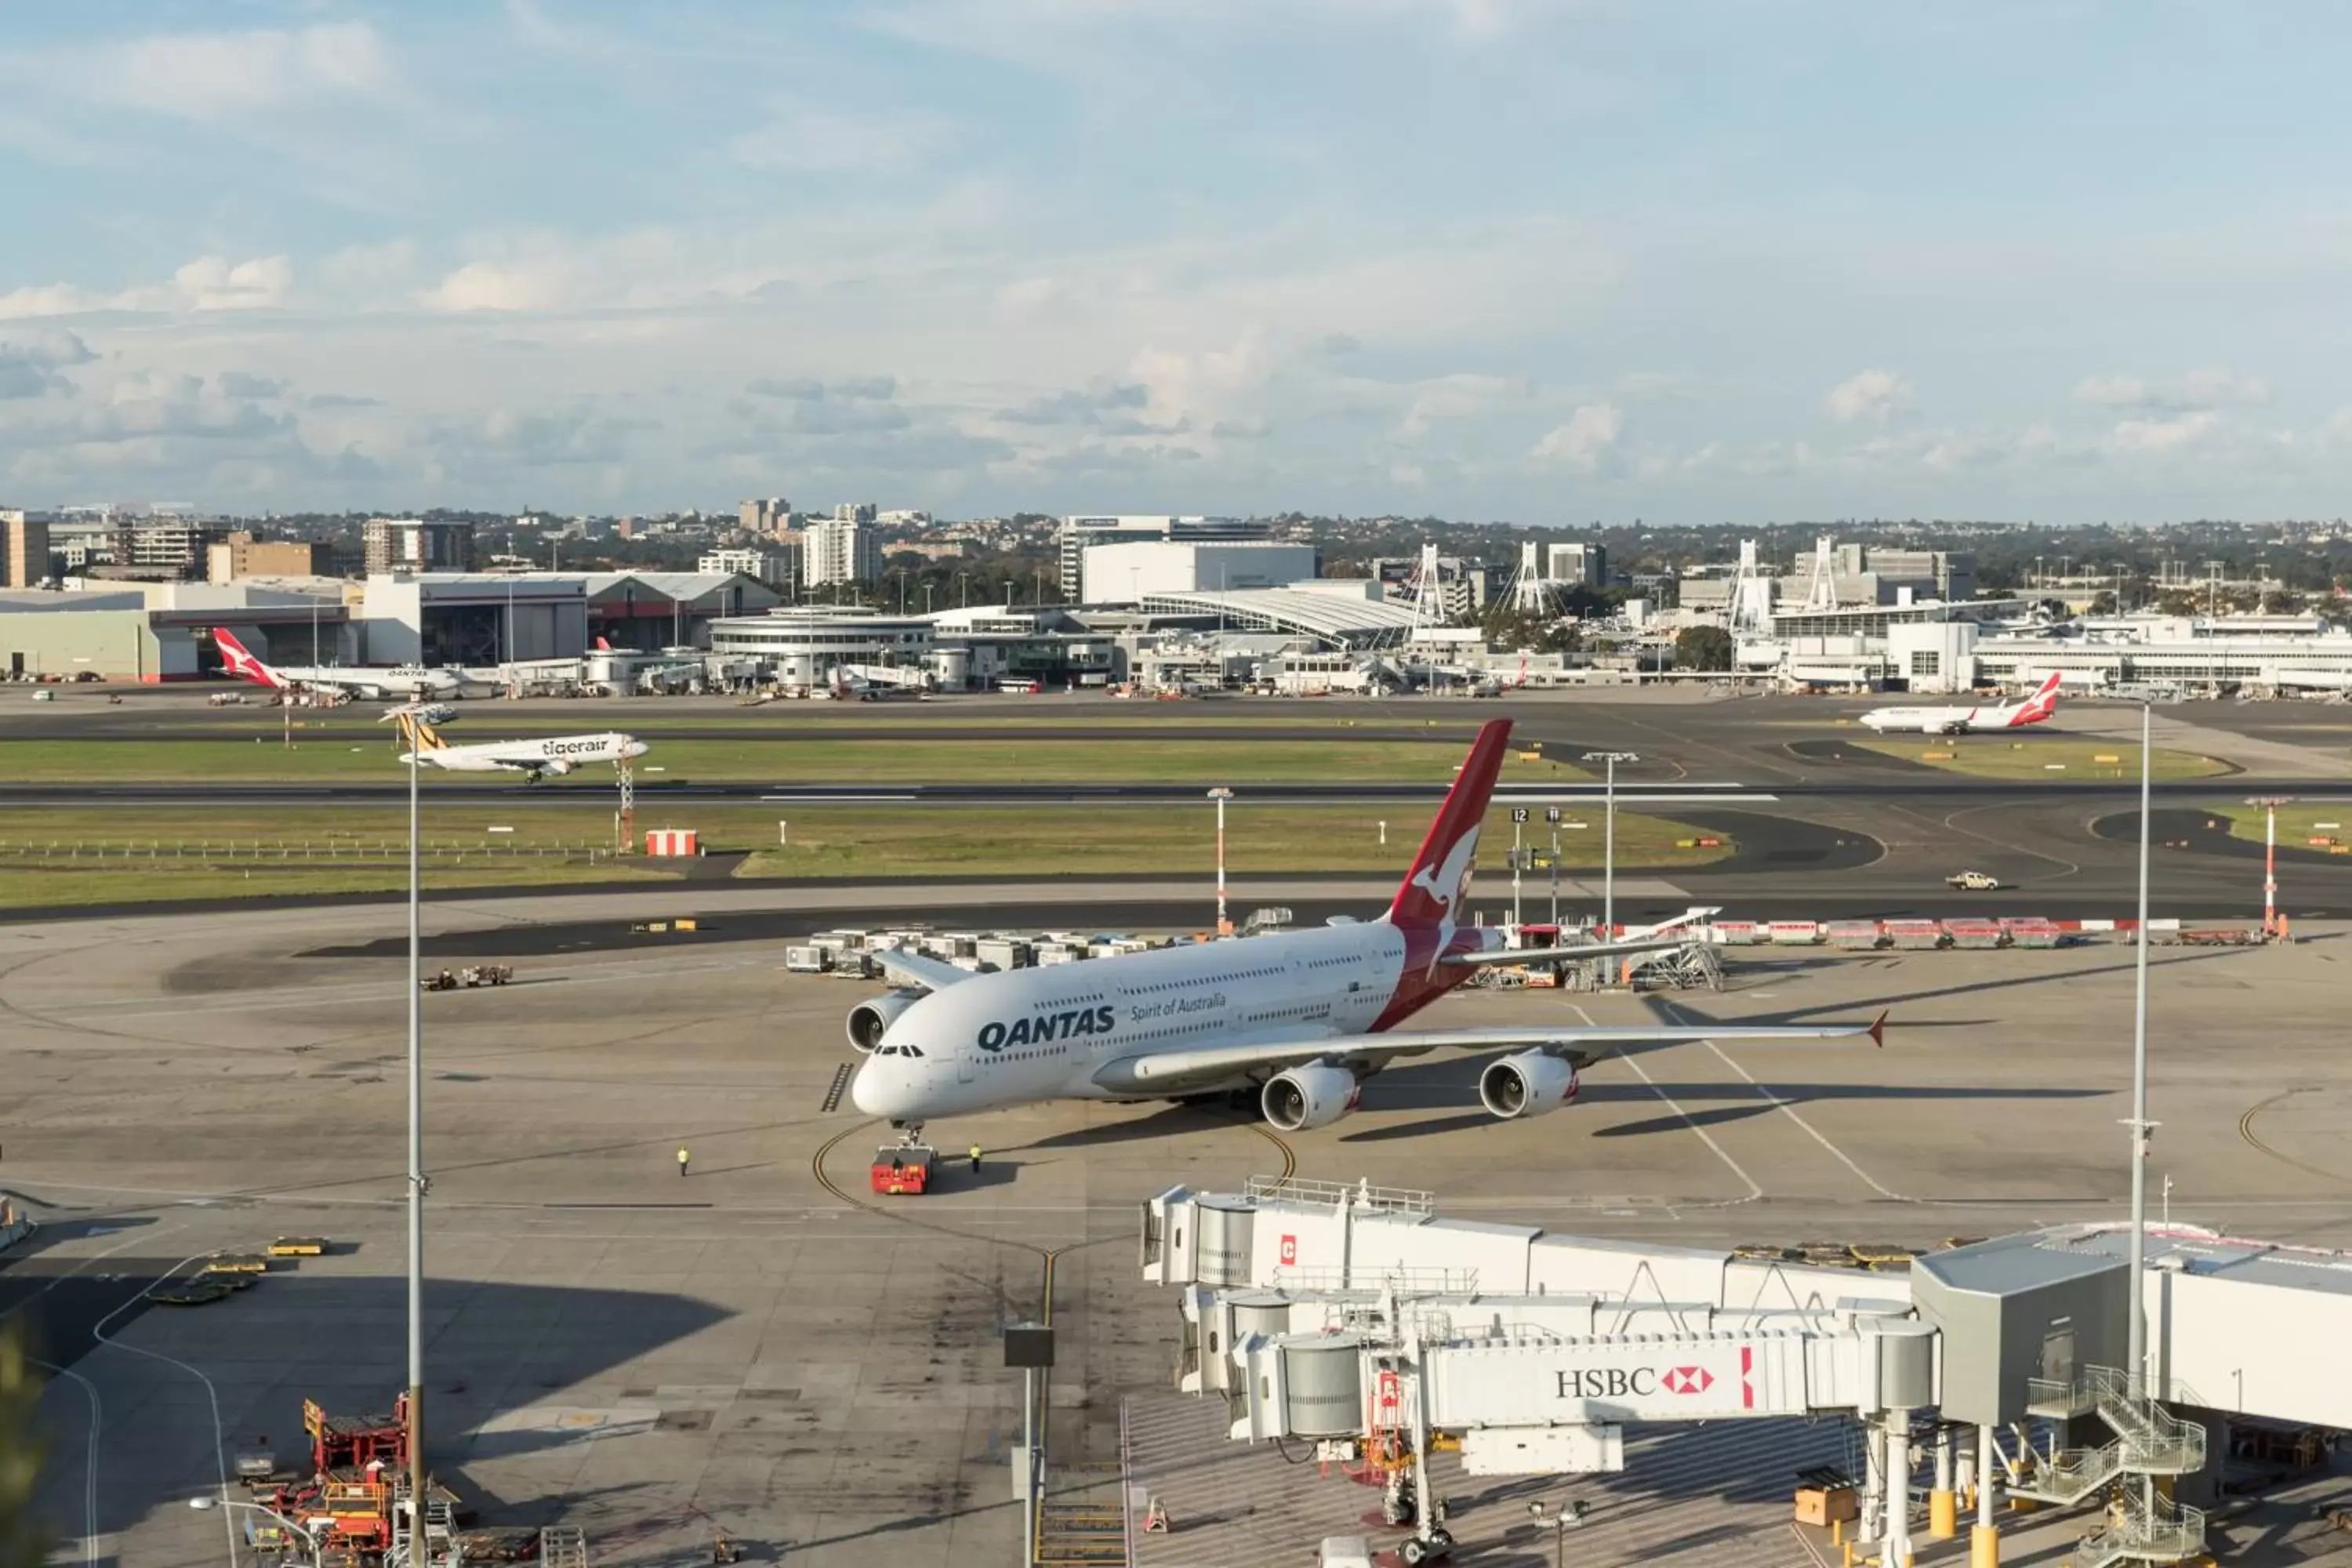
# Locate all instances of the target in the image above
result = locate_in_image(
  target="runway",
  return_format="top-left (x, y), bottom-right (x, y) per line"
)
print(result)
top-left (0, 775), bottom-right (2332, 805)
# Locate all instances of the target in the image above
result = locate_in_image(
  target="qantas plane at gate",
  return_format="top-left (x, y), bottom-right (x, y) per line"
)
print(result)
top-left (213, 626), bottom-right (462, 702)
top-left (1857, 671), bottom-right (2062, 736)
top-left (849, 719), bottom-right (1883, 1138)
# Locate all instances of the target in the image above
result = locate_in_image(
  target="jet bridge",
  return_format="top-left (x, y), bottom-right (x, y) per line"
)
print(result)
top-left (1142, 1181), bottom-right (2352, 1568)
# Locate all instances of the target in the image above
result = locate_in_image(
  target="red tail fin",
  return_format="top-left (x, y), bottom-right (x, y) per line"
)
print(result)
top-left (2012, 670), bottom-right (2061, 724)
top-left (1387, 718), bottom-right (1513, 927)
top-left (212, 626), bottom-right (285, 688)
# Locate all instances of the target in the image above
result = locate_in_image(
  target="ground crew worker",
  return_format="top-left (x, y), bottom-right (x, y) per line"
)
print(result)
top-left (677, 1145), bottom-right (690, 1178)
top-left (969, 1143), bottom-right (982, 1174)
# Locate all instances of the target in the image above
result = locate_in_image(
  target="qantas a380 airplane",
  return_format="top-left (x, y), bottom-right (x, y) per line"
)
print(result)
top-left (214, 627), bottom-right (462, 702)
top-left (1857, 671), bottom-right (2063, 736)
top-left (851, 719), bottom-right (1883, 1138)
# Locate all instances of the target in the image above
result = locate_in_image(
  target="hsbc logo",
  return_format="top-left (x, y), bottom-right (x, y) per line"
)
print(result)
top-left (1555, 1364), bottom-right (1716, 1400)
top-left (1661, 1367), bottom-right (1713, 1395)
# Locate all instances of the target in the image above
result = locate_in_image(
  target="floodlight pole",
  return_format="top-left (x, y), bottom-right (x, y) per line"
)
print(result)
top-left (1208, 788), bottom-right (1233, 935)
top-left (406, 734), bottom-right (426, 1554)
top-left (2126, 704), bottom-right (2152, 1396)
top-left (1583, 753), bottom-right (1639, 936)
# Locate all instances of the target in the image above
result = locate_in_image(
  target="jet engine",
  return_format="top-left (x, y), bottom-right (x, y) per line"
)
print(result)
top-left (1261, 1063), bottom-right (1363, 1132)
top-left (1477, 1050), bottom-right (1579, 1120)
top-left (539, 758), bottom-right (576, 776)
top-left (847, 990), bottom-right (921, 1052)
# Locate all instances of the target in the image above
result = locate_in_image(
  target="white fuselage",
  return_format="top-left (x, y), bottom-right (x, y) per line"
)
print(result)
top-left (851, 921), bottom-right (1486, 1122)
top-left (1857, 704), bottom-right (1998, 735)
top-left (281, 665), bottom-right (462, 699)
top-left (400, 732), bottom-right (648, 774)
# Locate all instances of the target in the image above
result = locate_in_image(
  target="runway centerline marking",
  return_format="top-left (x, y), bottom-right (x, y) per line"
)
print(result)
top-left (1660, 1001), bottom-right (1914, 1203)
top-left (1573, 1004), bottom-right (1759, 1203)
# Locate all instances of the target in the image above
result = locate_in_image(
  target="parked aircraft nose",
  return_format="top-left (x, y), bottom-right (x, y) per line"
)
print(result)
top-left (850, 1056), bottom-right (909, 1118)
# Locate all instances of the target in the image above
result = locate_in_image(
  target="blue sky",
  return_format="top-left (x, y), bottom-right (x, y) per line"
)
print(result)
top-left (3, 0), bottom-right (2350, 522)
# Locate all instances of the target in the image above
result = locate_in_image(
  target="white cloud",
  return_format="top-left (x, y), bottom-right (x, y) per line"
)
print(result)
top-left (731, 109), bottom-right (954, 174)
top-left (1824, 368), bottom-right (1911, 426)
top-left (2073, 368), bottom-right (2270, 412)
top-left (0, 255), bottom-right (292, 319)
top-left (172, 256), bottom-right (292, 312)
top-left (1529, 401), bottom-right (1623, 474)
top-left (2108, 410), bottom-right (2221, 453)
top-left (422, 260), bottom-right (578, 314)
top-left (1393, 373), bottom-right (1528, 438)
top-left (67, 23), bottom-right (400, 122)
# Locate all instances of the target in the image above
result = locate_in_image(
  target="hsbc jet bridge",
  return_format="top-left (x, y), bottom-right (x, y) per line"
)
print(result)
top-left (1142, 1178), bottom-right (2352, 1568)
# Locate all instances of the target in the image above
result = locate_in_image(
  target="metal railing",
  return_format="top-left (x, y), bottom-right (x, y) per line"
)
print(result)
top-left (2002, 1436), bottom-right (2125, 1505)
top-left (2086, 1367), bottom-right (2207, 1475)
top-left (2074, 1491), bottom-right (2208, 1568)
top-left (0, 838), bottom-right (614, 864)
top-left (1244, 1174), bottom-right (1434, 1214)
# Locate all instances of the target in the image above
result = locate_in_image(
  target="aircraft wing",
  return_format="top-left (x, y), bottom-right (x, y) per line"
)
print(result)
top-left (1442, 936), bottom-right (1689, 968)
top-left (1094, 1013), bottom-right (1885, 1093)
top-left (868, 947), bottom-right (976, 992)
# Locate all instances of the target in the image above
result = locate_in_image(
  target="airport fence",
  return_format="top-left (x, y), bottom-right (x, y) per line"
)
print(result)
top-left (0, 839), bottom-right (619, 866)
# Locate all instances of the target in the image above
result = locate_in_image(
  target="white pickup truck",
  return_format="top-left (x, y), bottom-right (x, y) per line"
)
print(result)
top-left (1946, 870), bottom-right (2001, 891)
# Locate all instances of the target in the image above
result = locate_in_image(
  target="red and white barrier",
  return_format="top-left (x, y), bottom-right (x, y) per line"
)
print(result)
top-left (644, 829), bottom-right (700, 857)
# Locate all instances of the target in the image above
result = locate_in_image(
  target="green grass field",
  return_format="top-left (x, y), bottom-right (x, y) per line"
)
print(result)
top-left (0, 861), bottom-right (673, 909)
top-left (734, 803), bottom-right (1730, 880)
top-left (1853, 737), bottom-right (2232, 782)
top-left (1, 734), bottom-right (1580, 786)
top-left (2199, 800), bottom-right (2352, 856)
top-left (0, 799), bottom-right (1729, 908)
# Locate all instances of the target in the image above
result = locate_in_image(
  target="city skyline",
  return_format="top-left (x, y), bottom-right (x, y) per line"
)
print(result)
top-left (3, 2), bottom-right (2350, 522)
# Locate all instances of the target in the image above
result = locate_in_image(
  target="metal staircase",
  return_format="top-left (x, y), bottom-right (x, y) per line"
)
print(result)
top-left (539, 1526), bottom-right (587, 1568)
top-left (2075, 1490), bottom-right (2209, 1568)
top-left (2005, 1367), bottom-right (2208, 1564)
top-left (383, 1496), bottom-right (462, 1568)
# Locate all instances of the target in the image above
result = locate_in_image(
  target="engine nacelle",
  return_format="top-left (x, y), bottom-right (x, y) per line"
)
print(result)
top-left (847, 990), bottom-right (921, 1052)
top-left (1478, 1050), bottom-right (1580, 1120)
top-left (539, 757), bottom-right (575, 776)
top-left (1261, 1063), bottom-right (1363, 1133)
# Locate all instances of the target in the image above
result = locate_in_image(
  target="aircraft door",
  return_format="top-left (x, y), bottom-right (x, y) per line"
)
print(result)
top-left (957, 1043), bottom-right (978, 1085)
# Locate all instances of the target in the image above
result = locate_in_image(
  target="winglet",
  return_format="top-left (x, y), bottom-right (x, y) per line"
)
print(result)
top-left (1869, 1010), bottom-right (1887, 1049)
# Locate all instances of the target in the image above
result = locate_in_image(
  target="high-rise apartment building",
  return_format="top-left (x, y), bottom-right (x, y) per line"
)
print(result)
top-left (206, 532), bottom-right (337, 583)
top-left (1, 511), bottom-right (51, 587)
top-left (804, 517), bottom-right (881, 586)
top-left (739, 497), bottom-right (791, 535)
top-left (104, 517), bottom-right (227, 580)
top-left (365, 517), bottom-right (474, 575)
top-left (699, 546), bottom-right (797, 590)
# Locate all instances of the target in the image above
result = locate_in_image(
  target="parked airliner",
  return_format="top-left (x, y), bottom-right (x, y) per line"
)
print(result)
top-left (1857, 671), bottom-right (2062, 736)
top-left (214, 627), bottom-right (462, 702)
top-left (849, 718), bottom-right (1882, 1138)
top-left (385, 706), bottom-right (647, 783)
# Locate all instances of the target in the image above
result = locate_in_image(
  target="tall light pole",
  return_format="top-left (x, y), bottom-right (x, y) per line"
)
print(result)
top-left (405, 717), bottom-right (427, 1555)
top-left (1207, 788), bottom-right (1233, 935)
top-left (2246, 795), bottom-right (2291, 936)
top-left (1582, 752), bottom-right (1638, 937)
top-left (2126, 705), bottom-right (2154, 1396)
top-left (1546, 805), bottom-right (1563, 926)
top-left (189, 1495), bottom-right (322, 1568)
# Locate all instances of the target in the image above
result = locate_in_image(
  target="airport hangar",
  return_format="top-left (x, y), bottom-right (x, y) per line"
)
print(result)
top-left (0, 571), bottom-right (786, 681)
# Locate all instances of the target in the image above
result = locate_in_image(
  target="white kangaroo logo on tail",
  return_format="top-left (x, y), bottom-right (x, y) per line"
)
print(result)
top-left (1406, 826), bottom-right (1481, 971)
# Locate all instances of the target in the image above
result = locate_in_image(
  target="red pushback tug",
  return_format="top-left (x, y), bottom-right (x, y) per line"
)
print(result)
top-left (870, 1144), bottom-right (936, 1194)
